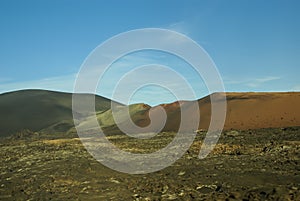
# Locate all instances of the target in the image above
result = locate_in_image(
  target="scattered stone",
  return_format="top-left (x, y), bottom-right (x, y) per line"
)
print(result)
top-left (109, 177), bottom-right (120, 184)
top-left (195, 129), bottom-right (206, 134)
top-left (226, 130), bottom-right (240, 137)
top-left (178, 171), bottom-right (185, 176)
top-left (162, 193), bottom-right (177, 200)
top-left (162, 185), bottom-right (169, 194)
top-left (132, 193), bottom-right (140, 198)
top-left (196, 184), bottom-right (218, 193)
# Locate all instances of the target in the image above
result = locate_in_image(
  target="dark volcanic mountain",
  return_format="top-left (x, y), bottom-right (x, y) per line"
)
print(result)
top-left (0, 89), bottom-right (122, 137)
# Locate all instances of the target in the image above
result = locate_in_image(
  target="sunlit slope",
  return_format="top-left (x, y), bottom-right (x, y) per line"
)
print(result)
top-left (77, 103), bottom-right (151, 135)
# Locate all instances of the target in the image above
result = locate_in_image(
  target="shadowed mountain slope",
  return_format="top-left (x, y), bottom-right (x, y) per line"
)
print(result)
top-left (0, 89), bottom-right (122, 137)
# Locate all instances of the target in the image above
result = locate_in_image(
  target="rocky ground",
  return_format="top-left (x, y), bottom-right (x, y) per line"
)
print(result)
top-left (0, 127), bottom-right (299, 200)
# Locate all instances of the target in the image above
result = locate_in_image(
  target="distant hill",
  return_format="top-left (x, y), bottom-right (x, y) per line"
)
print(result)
top-left (96, 92), bottom-right (300, 132)
top-left (1, 90), bottom-right (300, 137)
top-left (0, 89), bottom-right (122, 137)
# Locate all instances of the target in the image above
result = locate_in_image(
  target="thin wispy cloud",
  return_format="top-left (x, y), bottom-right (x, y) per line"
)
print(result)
top-left (167, 21), bottom-right (190, 36)
top-left (224, 75), bottom-right (281, 89)
top-left (246, 76), bottom-right (281, 88)
top-left (165, 21), bottom-right (210, 47)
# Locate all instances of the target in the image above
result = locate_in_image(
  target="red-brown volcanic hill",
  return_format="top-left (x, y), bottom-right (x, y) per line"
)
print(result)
top-left (136, 92), bottom-right (300, 131)
top-left (221, 92), bottom-right (300, 130)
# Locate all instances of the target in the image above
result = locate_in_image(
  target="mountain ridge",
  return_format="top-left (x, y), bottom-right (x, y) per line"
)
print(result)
top-left (1, 89), bottom-right (300, 137)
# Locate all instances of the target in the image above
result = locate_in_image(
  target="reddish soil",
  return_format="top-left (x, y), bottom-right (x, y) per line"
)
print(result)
top-left (135, 92), bottom-right (300, 132)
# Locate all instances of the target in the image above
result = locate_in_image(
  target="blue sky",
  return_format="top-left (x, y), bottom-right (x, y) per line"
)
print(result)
top-left (0, 0), bottom-right (299, 105)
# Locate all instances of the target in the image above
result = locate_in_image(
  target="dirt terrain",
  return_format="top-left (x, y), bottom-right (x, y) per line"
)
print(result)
top-left (1, 127), bottom-right (299, 200)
